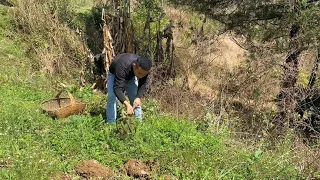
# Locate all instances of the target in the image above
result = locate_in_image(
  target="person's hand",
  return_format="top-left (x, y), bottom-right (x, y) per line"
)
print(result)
top-left (133, 98), bottom-right (141, 110)
top-left (126, 106), bottom-right (134, 116)
top-left (124, 101), bottom-right (134, 116)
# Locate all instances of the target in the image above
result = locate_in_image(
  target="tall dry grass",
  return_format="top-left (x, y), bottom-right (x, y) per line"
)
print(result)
top-left (12, 0), bottom-right (86, 78)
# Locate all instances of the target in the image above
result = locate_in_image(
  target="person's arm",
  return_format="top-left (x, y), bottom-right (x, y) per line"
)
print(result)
top-left (113, 65), bottom-right (127, 104)
top-left (114, 65), bottom-right (134, 115)
top-left (132, 75), bottom-right (148, 110)
top-left (136, 74), bottom-right (149, 98)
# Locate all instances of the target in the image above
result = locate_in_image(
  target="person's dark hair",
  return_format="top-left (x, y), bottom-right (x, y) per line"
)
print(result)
top-left (136, 56), bottom-right (152, 71)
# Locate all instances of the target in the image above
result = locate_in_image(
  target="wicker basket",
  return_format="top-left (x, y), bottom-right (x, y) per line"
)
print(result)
top-left (41, 90), bottom-right (86, 119)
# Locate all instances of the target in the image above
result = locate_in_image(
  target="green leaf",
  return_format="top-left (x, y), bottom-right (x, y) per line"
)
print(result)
top-left (254, 150), bottom-right (263, 159)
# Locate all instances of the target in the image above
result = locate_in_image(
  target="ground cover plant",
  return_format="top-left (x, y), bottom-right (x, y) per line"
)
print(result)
top-left (0, 2), bottom-right (317, 179)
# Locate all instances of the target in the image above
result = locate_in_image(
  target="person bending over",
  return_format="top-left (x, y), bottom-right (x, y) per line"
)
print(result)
top-left (106, 53), bottom-right (152, 123)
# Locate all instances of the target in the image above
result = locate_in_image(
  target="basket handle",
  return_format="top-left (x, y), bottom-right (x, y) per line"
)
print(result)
top-left (66, 91), bottom-right (76, 106)
top-left (55, 89), bottom-right (76, 106)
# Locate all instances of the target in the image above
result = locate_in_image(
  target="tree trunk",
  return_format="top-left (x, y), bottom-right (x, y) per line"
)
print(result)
top-left (277, 24), bottom-right (301, 125)
top-left (154, 18), bottom-right (164, 64)
top-left (308, 49), bottom-right (320, 89)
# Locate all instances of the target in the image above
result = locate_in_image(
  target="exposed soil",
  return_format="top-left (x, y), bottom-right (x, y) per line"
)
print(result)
top-left (74, 160), bottom-right (114, 179)
top-left (165, 6), bottom-right (247, 98)
top-left (121, 159), bottom-right (159, 179)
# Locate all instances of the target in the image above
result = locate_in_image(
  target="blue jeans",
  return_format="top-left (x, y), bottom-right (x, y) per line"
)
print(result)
top-left (106, 72), bottom-right (142, 123)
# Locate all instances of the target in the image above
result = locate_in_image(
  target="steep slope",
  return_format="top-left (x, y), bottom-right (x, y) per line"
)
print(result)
top-left (164, 6), bottom-right (246, 98)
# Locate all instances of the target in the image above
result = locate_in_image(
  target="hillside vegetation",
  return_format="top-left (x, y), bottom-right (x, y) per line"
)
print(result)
top-left (0, 0), bottom-right (319, 179)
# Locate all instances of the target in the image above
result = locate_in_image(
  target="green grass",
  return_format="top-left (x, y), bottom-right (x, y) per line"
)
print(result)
top-left (0, 4), bottom-right (302, 180)
top-left (0, 82), bottom-right (299, 179)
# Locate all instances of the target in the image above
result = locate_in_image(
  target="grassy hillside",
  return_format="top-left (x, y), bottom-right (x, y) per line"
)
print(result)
top-left (0, 3), bottom-right (309, 180)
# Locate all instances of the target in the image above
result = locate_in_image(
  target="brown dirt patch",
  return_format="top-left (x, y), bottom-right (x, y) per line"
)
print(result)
top-left (74, 160), bottom-right (114, 179)
top-left (121, 159), bottom-right (159, 179)
top-left (165, 4), bottom-right (247, 98)
top-left (209, 35), bottom-right (246, 69)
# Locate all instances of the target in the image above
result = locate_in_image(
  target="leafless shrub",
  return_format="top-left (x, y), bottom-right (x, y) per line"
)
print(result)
top-left (147, 81), bottom-right (210, 122)
top-left (146, 35), bottom-right (218, 122)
